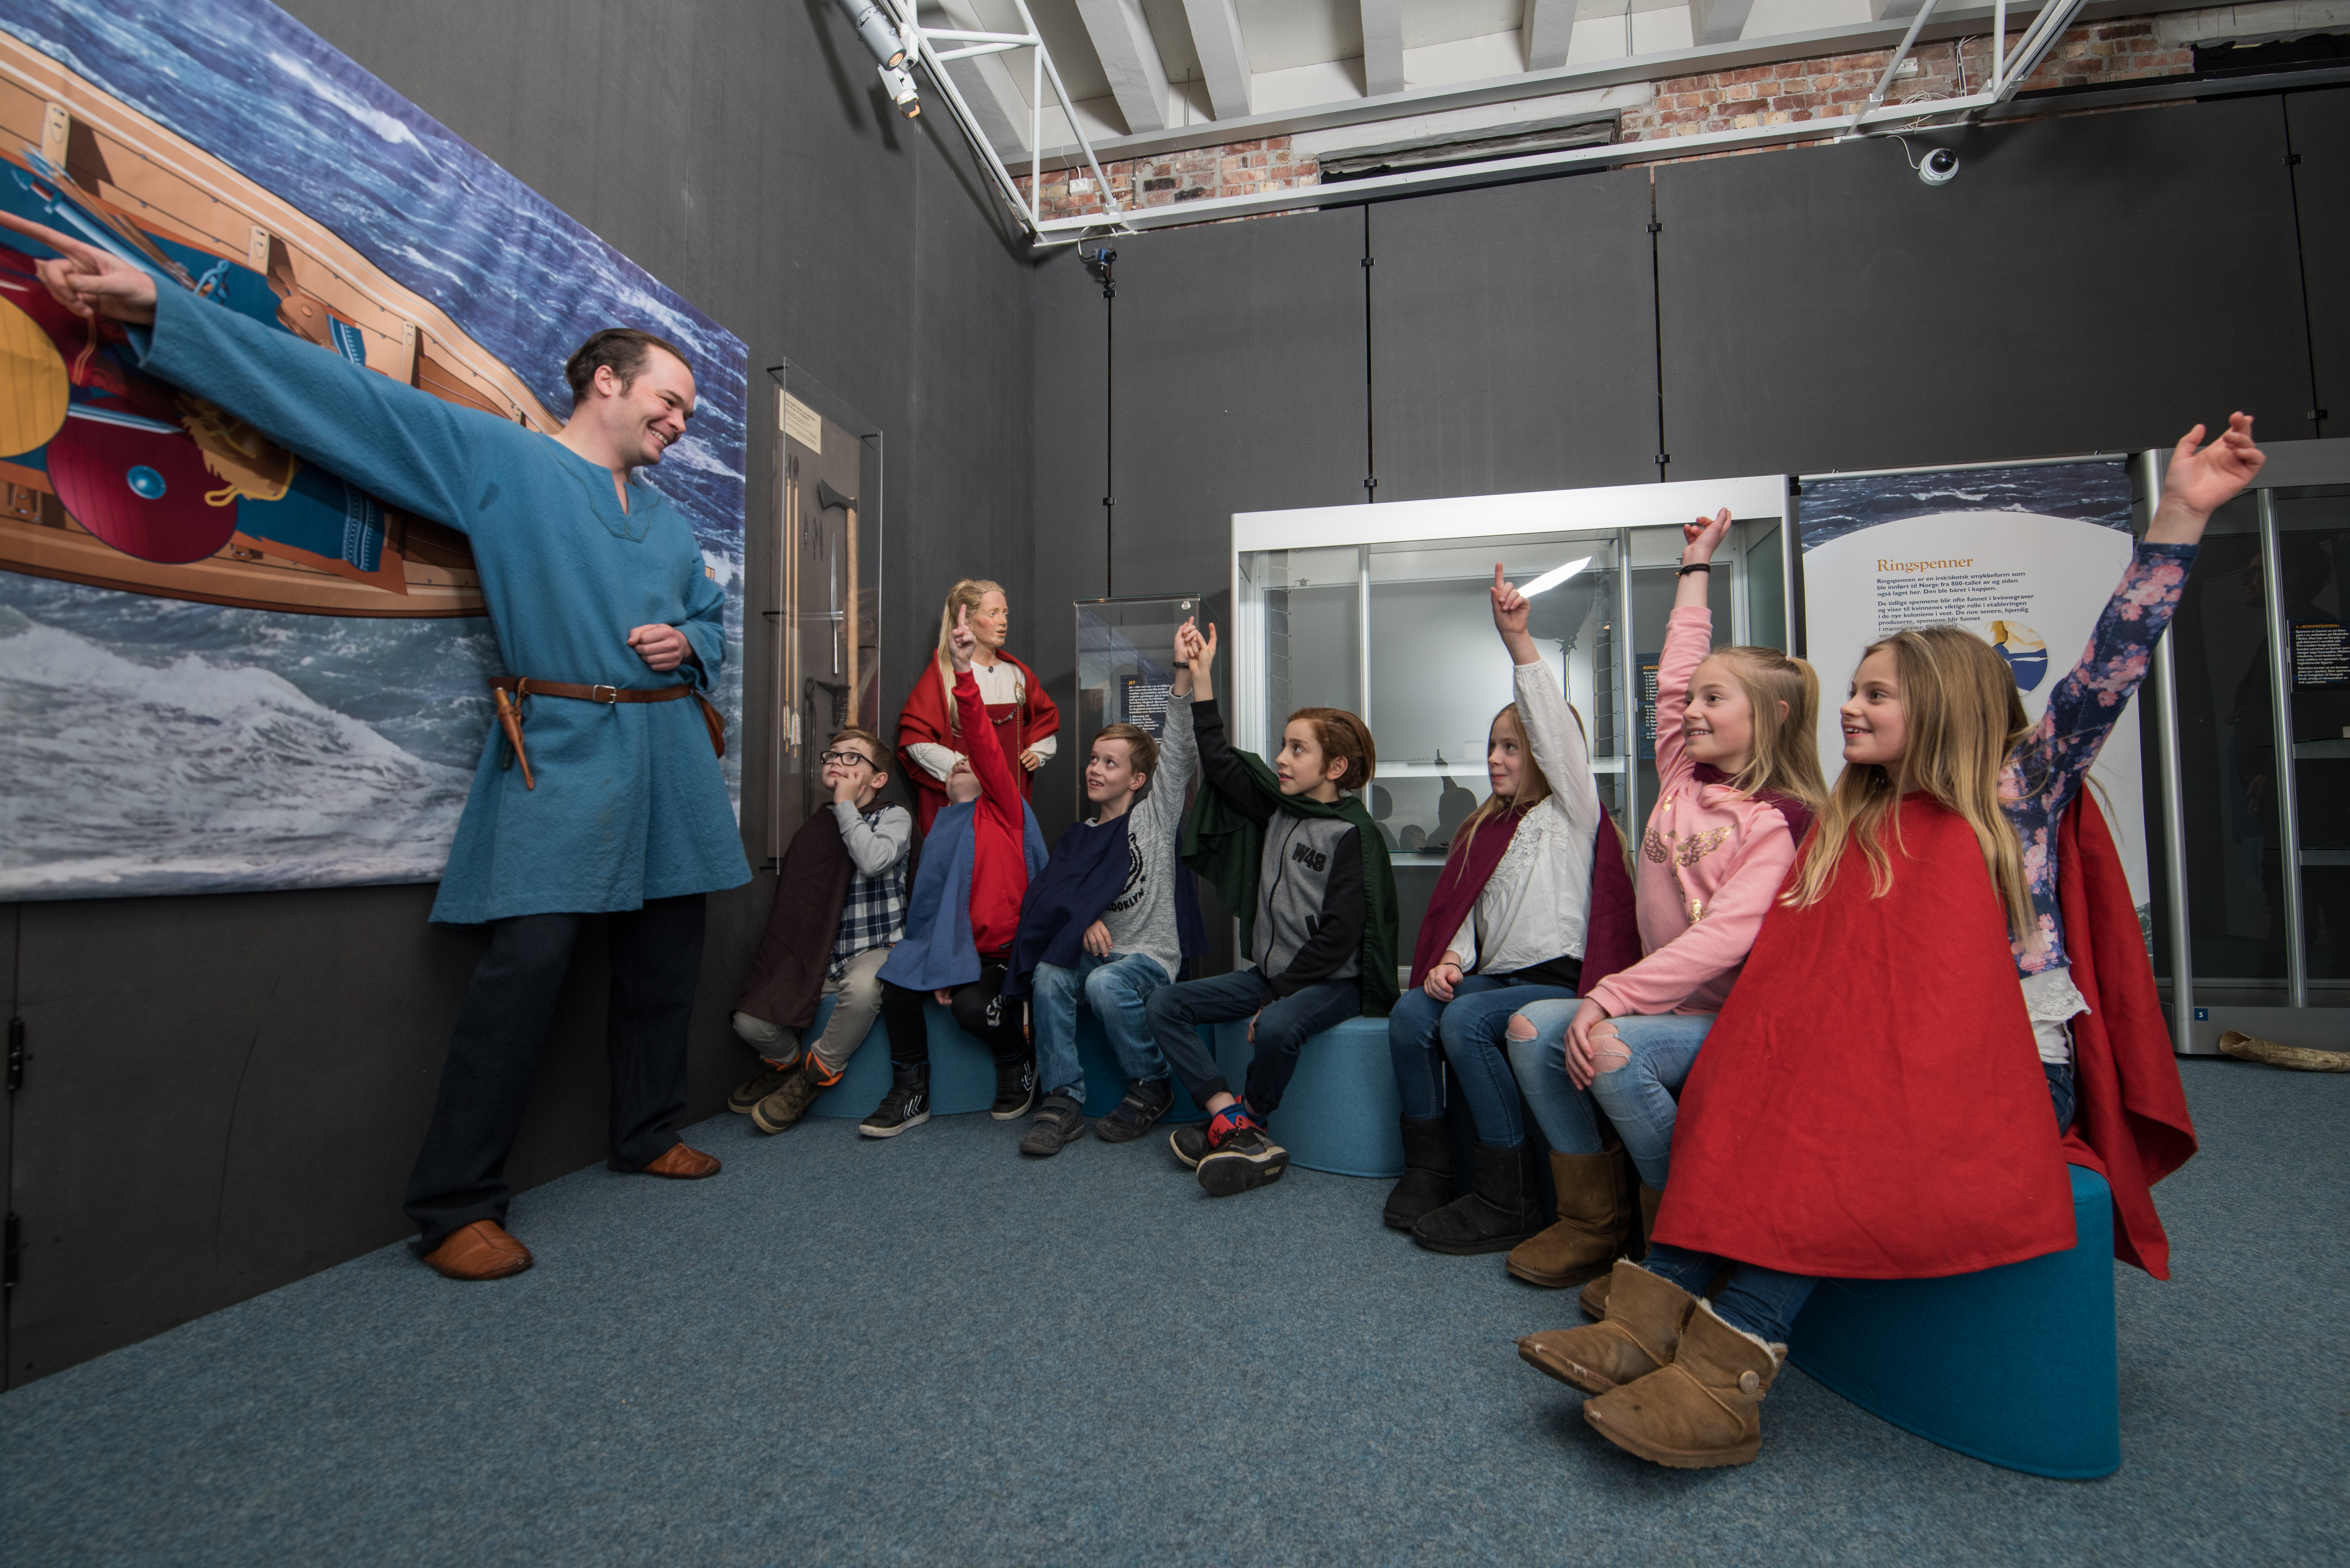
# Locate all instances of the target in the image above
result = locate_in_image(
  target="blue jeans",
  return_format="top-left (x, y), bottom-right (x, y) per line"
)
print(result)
top-left (1508, 1002), bottom-right (1715, 1189)
top-left (1387, 976), bottom-right (1578, 1146)
top-left (1145, 967), bottom-right (1361, 1114)
top-left (1030, 951), bottom-right (1171, 1101)
top-left (1644, 1243), bottom-right (1816, 1346)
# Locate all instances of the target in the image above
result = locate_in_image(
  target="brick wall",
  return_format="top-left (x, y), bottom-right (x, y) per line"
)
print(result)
top-left (1015, 17), bottom-right (2198, 224)
top-left (1619, 22), bottom-right (2194, 143)
top-left (1013, 136), bottom-right (1317, 224)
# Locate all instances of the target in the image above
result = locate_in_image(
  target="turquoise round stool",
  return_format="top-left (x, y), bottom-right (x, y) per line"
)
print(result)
top-left (807, 997), bottom-right (999, 1119)
top-left (1788, 1164), bottom-right (2120, 1479)
top-left (1213, 1015), bottom-right (1403, 1178)
top-left (1073, 1012), bottom-right (1209, 1123)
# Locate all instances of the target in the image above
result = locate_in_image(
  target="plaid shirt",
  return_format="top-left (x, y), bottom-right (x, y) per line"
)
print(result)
top-left (830, 805), bottom-right (908, 978)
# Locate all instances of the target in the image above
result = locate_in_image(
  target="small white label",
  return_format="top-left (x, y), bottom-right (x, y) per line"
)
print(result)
top-left (781, 392), bottom-right (822, 453)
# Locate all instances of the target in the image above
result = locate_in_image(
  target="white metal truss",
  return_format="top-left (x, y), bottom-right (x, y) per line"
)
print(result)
top-left (868, 0), bottom-right (1125, 235)
top-left (886, 0), bottom-right (2091, 243)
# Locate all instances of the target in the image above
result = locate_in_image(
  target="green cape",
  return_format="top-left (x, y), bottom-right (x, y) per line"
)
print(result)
top-left (1180, 750), bottom-right (1400, 1017)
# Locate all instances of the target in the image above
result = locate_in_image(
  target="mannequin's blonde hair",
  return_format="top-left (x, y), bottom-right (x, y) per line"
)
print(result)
top-left (1784, 626), bottom-right (2031, 939)
top-left (932, 578), bottom-right (1009, 728)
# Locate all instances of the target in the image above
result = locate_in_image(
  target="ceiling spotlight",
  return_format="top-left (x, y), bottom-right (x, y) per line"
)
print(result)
top-left (881, 63), bottom-right (921, 118)
top-left (834, 0), bottom-right (906, 67)
top-left (1918, 146), bottom-right (1959, 186)
top-left (1519, 557), bottom-right (1593, 597)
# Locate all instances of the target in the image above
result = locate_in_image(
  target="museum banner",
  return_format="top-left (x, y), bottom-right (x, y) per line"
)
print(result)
top-left (1797, 460), bottom-right (2155, 931)
top-left (0, 0), bottom-right (748, 900)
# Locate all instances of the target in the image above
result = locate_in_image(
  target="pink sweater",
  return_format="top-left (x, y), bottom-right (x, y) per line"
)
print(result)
top-left (1584, 606), bottom-right (1808, 1019)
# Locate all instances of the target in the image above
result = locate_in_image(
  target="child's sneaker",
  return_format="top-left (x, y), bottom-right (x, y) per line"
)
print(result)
top-left (1095, 1078), bottom-right (1176, 1142)
top-left (750, 1059), bottom-right (824, 1134)
top-left (727, 1056), bottom-right (799, 1114)
top-left (858, 1065), bottom-right (930, 1138)
top-left (1018, 1092), bottom-right (1087, 1157)
top-left (1196, 1105), bottom-right (1289, 1197)
top-left (991, 1055), bottom-right (1038, 1120)
top-left (1168, 1122), bottom-right (1211, 1169)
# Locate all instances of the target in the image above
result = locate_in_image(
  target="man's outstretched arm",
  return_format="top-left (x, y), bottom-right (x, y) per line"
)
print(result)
top-left (4, 210), bottom-right (502, 532)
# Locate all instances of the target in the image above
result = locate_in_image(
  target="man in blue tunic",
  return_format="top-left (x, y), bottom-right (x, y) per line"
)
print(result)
top-left (10, 214), bottom-right (753, 1282)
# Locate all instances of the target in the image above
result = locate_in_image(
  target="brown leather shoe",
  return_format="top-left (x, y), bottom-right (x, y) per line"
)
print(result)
top-left (419, 1220), bottom-right (533, 1281)
top-left (635, 1142), bottom-right (721, 1179)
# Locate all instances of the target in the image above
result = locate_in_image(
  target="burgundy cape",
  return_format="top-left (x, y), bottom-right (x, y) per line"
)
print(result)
top-left (893, 651), bottom-right (1060, 836)
top-left (1407, 805), bottom-right (1641, 995)
top-left (1652, 791), bottom-right (2194, 1280)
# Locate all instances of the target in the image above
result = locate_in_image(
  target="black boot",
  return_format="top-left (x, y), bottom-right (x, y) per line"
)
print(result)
top-left (1411, 1142), bottom-right (1544, 1255)
top-left (1382, 1115), bottom-right (1456, 1231)
top-left (990, 1053), bottom-right (1038, 1120)
top-left (858, 1063), bottom-right (931, 1139)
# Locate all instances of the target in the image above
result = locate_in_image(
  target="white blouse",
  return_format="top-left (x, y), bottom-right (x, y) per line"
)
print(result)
top-left (1446, 659), bottom-right (1602, 973)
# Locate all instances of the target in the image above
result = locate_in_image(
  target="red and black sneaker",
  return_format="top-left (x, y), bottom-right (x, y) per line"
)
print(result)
top-left (1196, 1104), bottom-right (1289, 1197)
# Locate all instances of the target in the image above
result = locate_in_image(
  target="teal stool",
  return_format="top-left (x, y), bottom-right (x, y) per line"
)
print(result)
top-left (807, 997), bottom-right (998, 1119)
top-left (1788, 1165), bottom-right (2120, 1479)
top-left (1213, 1015), bottom-right (1402, 1178)
top-left (1072, 1011), bottom-right (1209, 1123)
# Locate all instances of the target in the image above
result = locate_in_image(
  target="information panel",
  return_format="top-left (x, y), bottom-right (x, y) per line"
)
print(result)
top-left (1798, 461), bottom-right (2153, 921)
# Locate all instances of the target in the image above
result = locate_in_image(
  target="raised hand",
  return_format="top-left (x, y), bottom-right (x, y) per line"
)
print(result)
top-left (1682, 507), bottom-right (1732, 563)
top-left (1490, 563), bottom-right (1530, 638)
top-left (2164, 413), bottom-right (2264, 518)
top-left (0, 211), bottom-right (160, 324)
top-left (1173, 616), bottom-right (1196, 670)
top-left (948, 604), bottom-right (978, 673)
top-left (1187, 621), bottom-right (1218, 674)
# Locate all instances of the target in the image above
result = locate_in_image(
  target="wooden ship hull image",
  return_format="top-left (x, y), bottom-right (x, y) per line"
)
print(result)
top-left (0, 35), bottom-right (559, 617)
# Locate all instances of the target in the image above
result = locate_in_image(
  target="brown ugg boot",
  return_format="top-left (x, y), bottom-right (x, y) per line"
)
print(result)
top-left (1515, 1259), bottom-right (1694, 1395)
top-left (1578, 1183), bottom-right (1664, 1316)
top-left (1506, 1149), bottom-right (1634, 1287)
top-left (1582, 1297), bottom-right (1783, 1469)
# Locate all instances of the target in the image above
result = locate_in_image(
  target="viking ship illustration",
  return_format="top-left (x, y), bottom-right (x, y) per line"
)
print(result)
top-left (0, 34), bottom-right (554, 616)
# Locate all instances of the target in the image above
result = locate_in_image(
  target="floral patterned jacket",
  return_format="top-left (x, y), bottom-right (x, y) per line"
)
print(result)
top-left (2002, 539), bottom-right (2197, 976)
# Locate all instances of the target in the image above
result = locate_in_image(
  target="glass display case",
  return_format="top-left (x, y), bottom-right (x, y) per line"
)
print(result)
top-left (1232, 479), bottom-right (1793, 951)
top-left (1074, 594), bottom-right (1201, 815)
top-left (765, 361), bottom-right (883, 865)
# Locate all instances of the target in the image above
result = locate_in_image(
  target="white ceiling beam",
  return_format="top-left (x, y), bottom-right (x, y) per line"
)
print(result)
top-left (1361, 0), bottom-right (1407, 94)
top-left (1688, 0), bottom-right (1756, 43)
top-left (1073, 0), bottom-right (1173, 133)
top-left (1180, 0), bottom-right (1254, 119)
top-left (923, 0), bottom-right (1034, 153)
top-left (1522, 0), bottom-right (1577, 68)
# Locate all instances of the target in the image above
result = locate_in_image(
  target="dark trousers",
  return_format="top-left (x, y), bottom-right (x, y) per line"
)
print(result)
top-left (881, 960), bottom-right (1027, 1069)
top-left (1144, 967), bottom-right (1361, 1115)
top-left (404, 894), bottom-right (706, 1250)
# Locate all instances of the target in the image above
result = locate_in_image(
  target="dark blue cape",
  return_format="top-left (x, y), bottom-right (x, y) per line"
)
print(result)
top-left (876, 798), bottom-right (1048, 991)
top-left (1004, 813), bottom-right (1209, 998)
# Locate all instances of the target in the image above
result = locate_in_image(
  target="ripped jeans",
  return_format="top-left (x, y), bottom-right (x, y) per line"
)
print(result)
top-left (1505, 1001), bottom-right (1715, 1191)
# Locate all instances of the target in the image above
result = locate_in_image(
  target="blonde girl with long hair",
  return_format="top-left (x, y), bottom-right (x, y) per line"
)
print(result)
top-left (1505, 508), bottom-right (1825, 1297)
top-left (893, 578), bottom-right (1060, 834)
top-left (1383, 564), bottom-right (1607, 1257)
top-left (1520, 418), bottom-right (2259, 1474)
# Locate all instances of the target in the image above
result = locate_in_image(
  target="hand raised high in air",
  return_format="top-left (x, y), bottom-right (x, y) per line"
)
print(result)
top-left (2149, 413), bottom-right (2264, 542)
top-left (948, 604), bottom-right (979, 674)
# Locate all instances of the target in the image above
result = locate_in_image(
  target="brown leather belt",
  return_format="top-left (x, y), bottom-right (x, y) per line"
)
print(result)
top-left (488, 676), bottom-right (725, 791)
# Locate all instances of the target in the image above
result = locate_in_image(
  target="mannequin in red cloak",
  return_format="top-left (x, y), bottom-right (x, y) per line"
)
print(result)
top-left (1520, 414), bottom-right (2260, 1471)
top-left (895, 579), bottom-right (1060, 835)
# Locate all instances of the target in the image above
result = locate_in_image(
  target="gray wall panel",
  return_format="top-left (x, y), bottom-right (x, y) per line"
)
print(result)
top-left (1109, 206), bottom-right (1372, 602)
top-left (1655, 97), bottom-right (2314, 479)
top-left (1027, 246), bottom-right (1114, 842)
top-left (5, 0), bottom-right (1033, 1384)
top-left (1369, 171), bottom-right (1662, 500)
top-left (2287, 87), bottom-right (2350, 439)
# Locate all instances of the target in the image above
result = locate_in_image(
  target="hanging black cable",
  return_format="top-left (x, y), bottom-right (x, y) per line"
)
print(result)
top-left (1085, 245), bottom-right (1119, 593)
top-left (1362, 207), bottom-right (1377, 503)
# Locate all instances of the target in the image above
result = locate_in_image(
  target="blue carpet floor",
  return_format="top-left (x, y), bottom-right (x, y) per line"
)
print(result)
top-left (3, 1058), bottom-right (2344, 1566)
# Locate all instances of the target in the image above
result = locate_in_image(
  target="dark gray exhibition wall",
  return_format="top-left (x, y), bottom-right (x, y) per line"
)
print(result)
top-left (1, 0), bottom-right (1034, 1387)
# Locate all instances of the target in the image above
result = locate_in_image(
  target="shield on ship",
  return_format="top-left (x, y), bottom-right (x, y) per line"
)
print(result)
top-left (46, 404), bottom-right (234, 564)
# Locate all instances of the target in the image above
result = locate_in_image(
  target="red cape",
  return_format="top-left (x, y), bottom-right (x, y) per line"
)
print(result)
top-left (2053, 789), bottom-right (2197, 1278)
top-left (893, 651), bottom-right (1059, 835)
top-left (1652, 796), bottom-right (2077, 1279)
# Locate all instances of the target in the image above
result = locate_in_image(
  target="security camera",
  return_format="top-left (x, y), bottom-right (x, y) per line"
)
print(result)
top-left (1918, 146), bottom-right (1959, 186)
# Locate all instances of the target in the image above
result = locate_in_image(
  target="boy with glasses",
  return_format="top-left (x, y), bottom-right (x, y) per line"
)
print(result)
top-left (729, 729), bottom-right (911, 1131)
